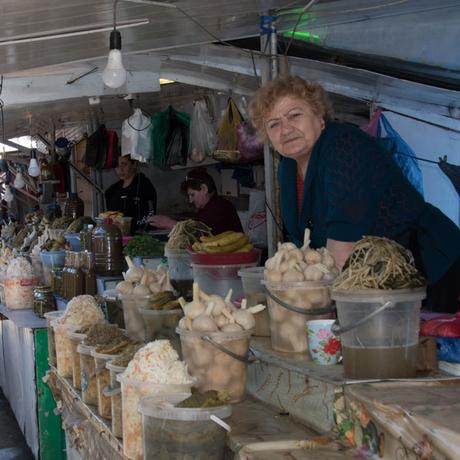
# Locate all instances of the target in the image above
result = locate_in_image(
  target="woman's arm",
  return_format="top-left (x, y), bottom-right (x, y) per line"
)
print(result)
top-left (148, 215), bottom-right (177, 230)
top-left (326, 238), bottom-right (355, 271)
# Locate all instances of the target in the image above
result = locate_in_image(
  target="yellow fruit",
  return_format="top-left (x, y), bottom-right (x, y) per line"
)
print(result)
top-left (202, 235), bottom-right (249, 253)
top-left (202, 232), bottom-right (245, 248)
top-left (200, 231), bottom-right (234, 243)
top-left (233, 243), bottom-right (253, 253)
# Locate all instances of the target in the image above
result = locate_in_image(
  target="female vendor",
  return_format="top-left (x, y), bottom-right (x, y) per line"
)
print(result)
top-left (148, 167), bottom-right (243, 235)
top-left (249, 75), bottom-right (460, 312)
top-left (105, 154), bottom-right (157, 231)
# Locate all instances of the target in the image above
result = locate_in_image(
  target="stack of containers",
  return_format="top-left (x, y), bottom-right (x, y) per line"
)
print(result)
top-left (44, 311), bottom-right (64, 367)
top-left (105, 361), bottom-right (126, 438)
top-left (67, 329), bottom-right (87, 389)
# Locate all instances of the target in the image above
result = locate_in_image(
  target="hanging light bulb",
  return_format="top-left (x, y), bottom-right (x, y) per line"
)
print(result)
top-left (4, 185), bottom-right (14, 203)
top-left (13, 171), bottom-right (25, 189)
top-left (28, 149), bottom-right (40, 177)
top-left (102, 29), bottom-right (127, 88)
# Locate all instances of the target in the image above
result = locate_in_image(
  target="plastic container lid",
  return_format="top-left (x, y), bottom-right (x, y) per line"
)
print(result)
top-left (190, 248), bottom-right (259, 265)
top-left (139, 393), bottom-right (232, 421)
top-left (67, 330), bottom-right (87, 342)
top-left (44, 310), bottom-right (64, 321)
top-left (106, 361), bottom-right (127, 374)
top-left (331, 287), bottom-right (426, 303)
top-left (77, 343), bottom-right (96, 355)
top-left (91, 349), bottom-right (122, 360)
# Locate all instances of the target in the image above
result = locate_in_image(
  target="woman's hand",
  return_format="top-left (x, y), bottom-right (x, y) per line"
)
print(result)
top-left (326, 239), bottom-right (356, 271)
top-left (147, 215), bottom-right (177, 230)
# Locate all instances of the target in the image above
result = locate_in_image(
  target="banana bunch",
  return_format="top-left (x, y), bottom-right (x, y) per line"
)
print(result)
top-left (192, 231), bottom-right (253, 254)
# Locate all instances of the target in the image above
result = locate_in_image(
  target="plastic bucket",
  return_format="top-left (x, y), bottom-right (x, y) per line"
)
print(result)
top-left (332, 288), bottom-right (426, 379)
top-left (238, 267), bottom-right (269, 337)
top-left (263, 279), bottom-right (334, 353)
top-left (138, 308), bottom-right (183, 351)
top-left (4, 277), bottom-right (36, 309)
top-left (133, 256), bottom-right (164, 270)
top-left (105, 362), bottom-right (126, 438)
top-left (165, 248), bottom-right (193, 300)
top-left (40, 250), bottom-right (65, 286)
top-left (92, 350), bottom-right (121, 419)
top-left (117, 374), bottom-right (194, 460)
top-left (64, 233), bottom-right (81, 251)
top-left (192, 263), bottom-right (257, 300)
top-left (52, 321), bottom-right (79, 378)
top-left (139, 393), bottom-right (231, 460)
top-left (77, 343), bottom-right (98, 405)
top-left (44, 311), bottom-right (64, 367)
top-left (67, 330), bottom-right (87, 389)
top-left (177, 327), bottom-right (252, 403)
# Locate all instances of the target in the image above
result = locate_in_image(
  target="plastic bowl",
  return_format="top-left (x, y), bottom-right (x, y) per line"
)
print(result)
top-left (139, 393), bottom-right (231, 460)
top-left (133, 256), bottom-right (164, 270)
top-left (190, 248), bottom-right (260, 265)
top-left (40, 250), bottom-right (66, 268)
top-left (64, 233), bottom-right (81, 251)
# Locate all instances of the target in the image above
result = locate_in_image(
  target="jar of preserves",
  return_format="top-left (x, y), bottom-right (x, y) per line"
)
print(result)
top-left (33, 286), bottom-right (56, 318)
top-left (64, 192), bottom-right (84, 219)
top-left (92, 218), bottom-right (123, 276)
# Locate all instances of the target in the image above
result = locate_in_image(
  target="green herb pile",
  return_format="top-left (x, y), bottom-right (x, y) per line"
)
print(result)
top-left (123, 235), bottom-right (165, 257)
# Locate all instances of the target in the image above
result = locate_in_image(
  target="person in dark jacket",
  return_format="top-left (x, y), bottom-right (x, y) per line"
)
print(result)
top-left (105, 154), bottom-right (157, 232)
top-left (249, 75), bottom-right (460, 312)
top-left (148, 167), bottom-right (243, 235)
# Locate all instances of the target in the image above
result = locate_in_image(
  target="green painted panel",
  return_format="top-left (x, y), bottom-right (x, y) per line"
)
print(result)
top-left (34, 329), bottom-right (67, 460)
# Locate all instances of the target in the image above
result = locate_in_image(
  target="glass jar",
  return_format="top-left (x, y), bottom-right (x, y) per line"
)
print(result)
top-left (33, 286), bottom-right (56, 318)
top-left (64, 192), bottom-right (84, 219)
top-left (92, 218), bottom-right (123, 276)
top-left (81, 252), bottom-right (97, 296)
top-left (80, 224), bottom-right (94, 252)
top-left (50, 267), bottom-right (63, 296)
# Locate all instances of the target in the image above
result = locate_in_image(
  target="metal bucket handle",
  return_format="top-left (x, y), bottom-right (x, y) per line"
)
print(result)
top-left (201, 335), bottom-right (258, 365)
top-left (331, 301), bottom-right (394, 335)
top-left (263, 285), bottom-right (336, 316)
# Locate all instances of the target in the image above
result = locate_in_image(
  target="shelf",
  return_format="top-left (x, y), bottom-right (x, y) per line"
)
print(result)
top-left (0, 303), bottom-right (46, 329)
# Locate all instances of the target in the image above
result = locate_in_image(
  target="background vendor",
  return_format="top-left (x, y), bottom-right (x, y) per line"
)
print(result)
top-left (105, 154), bottom-right (157, 232)
top-left (148, 167), bottom-right (243, 235)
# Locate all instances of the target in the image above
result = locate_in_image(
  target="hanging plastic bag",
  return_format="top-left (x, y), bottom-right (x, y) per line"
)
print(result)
top-left (237, 122), bottom-right (264, 163)
top-left (121, 108), bottom-right (153, 163)
top-left (213, 98), bottom-right (244, 163)
top-left (152, 106), bottom-right (190, 167)
top-left (189, 99), bottom-right (216, 163)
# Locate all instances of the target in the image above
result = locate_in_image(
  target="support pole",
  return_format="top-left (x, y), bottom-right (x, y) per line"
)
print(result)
top-left (260, 13), bottom-right (280, 257)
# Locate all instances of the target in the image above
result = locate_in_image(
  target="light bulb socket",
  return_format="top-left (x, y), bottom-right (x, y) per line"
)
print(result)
top-left (110, 30), bottom-right (122, 50)
top-left (30, 149), bottom-right (37, 159)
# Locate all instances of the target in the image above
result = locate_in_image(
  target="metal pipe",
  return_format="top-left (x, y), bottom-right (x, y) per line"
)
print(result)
top-left (69, 145), bottom-right (77, 194)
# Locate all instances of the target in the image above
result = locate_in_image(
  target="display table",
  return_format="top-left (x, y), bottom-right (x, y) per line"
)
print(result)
top-left (0, 304), bottom-right (66, 460)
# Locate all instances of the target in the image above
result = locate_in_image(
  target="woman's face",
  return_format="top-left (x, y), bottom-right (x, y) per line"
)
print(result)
top-left (116, 156), bottom-right (137, 181)
top-left (265, 95), bottom-right (325, 161)
top-left (187, 185), bottom-right (210, 209)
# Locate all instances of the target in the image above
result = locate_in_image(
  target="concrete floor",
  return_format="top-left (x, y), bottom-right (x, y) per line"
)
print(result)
top-left (0, 389), bottom-right (34, 460)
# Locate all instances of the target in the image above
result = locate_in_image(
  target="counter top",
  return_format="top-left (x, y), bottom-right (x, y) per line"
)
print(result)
top-left (0, 303), bottom-right (46, 329)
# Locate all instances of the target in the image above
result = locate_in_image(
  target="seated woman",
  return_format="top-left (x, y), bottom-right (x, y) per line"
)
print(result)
top-left (249, 75), bottom-right (460, 312)
top-left (148, 167), bottom-right (243, 235)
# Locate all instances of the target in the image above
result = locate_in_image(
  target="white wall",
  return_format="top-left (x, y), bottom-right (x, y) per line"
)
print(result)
top-left (383, 111), bottom-right (460, 226)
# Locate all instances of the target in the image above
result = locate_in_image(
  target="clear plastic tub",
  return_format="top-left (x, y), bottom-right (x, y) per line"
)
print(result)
top-left (165, 248), bottom-right (193, 300)
top-left (44, 311), bottom-right (64, 367)
top-left (92, 349), bottom-right (121, 419)
top-left (105, 362), bottom-right (126, 438)
top-left (4, 276), bottom-right (36, 310)
top-left (118, 294), bottom-right (153, 342)
top-left (239, 267), bottom-right (269, 337)
top-left (133, 256), bottom-right (164, 270)
top-left (177, 327), bottom-right (252, 403)
top-left (77, 343), bottom-right (98, 405)
top-left (139, 393), bottom-right (232, 460)
top-left (332, 288), bottom-right (426, 379)
top-left (67, 330), bottom-right (87, 389)
top-left (192, 263), bottom-right (257, 300)
top-left (138, 308), bottom-right (183, 347)
top-left (117, 374), bottom-right (194, 460)
top-left (263, 279), bottom-right (334, 353)
top-left (40, 250), bottom-right (66, 286)
top-left (64, 233), bottom-right (81, 251)
top-left (53, 321), bottom-right (78, 378)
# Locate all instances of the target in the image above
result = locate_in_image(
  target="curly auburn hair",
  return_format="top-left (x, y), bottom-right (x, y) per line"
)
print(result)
top-left (249, 75), bottom-right (334, 136)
